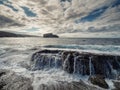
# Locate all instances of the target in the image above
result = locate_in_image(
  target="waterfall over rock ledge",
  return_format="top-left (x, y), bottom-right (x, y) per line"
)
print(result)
top-left (30, 50), bottom-right (120, 79)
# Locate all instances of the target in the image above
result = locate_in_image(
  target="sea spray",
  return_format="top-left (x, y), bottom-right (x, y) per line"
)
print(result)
top-left (31, 50), bottom-right (120, 79)
top-left (107, 60), bottom-right (118, 79)
top-left (89, 56), bottom-right (95, 76)
top-left (1, 48), bottom-right (120, 90)
top-left (73, 56), bottom-right (77, 74)
top-left (89, 57), bottom-right (92, 76)
top-left (63, 54), bottom-right (71, 71)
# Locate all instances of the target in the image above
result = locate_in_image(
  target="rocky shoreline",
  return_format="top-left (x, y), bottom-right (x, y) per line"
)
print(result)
top-left (30, 49), bottom-right (120, 89)
top-left (0, 49), bottom-right (120, 90)
top-left (0, 69), bottom-right (33, 90)
top-left (31, 50), bottom-right (120, 78)
top-left (0, 69), bottom-right (103, 90)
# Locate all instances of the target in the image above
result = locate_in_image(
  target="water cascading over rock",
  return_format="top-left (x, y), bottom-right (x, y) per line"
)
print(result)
top-left (30, 50), bottom-right (120, 79)
top-left (30, 50), bottom-right (62, 70)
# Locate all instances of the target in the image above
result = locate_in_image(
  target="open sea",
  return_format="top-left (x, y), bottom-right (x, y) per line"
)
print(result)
top-left (0, 37), bottom-right (120, 54)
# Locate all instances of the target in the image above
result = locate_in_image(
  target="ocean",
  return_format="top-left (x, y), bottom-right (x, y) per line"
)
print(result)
top-left (0, 37), bottom-right (120, 54)
top-left (0, 37), bottom-right (120, 90)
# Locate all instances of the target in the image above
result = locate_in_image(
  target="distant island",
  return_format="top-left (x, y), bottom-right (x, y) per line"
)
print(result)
top-left (0, 31), bottom-right (38, 37)
top-left (43, 33), bottom-right (59, 38)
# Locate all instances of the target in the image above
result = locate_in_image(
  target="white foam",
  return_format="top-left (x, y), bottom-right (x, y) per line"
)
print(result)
top-left (105, 79), bottom-right (115, 90)
top-left (0, 46), bottom-right (88, 90)
top-left (0, 44), bottom-right (120, 90)
top-left (31, 68), bottom-right (91, 90)
top-left (43, 45), bottom-right (120, 55)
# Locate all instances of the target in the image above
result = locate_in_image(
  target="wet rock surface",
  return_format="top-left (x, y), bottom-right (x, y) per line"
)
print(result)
top-left (113, 81), bottom-right (120, 90)
top-left (0, 50), bottom-right (117, 90)
top-left (88, 75), bottom-right (109, 89)
top-left (31, 50), bottom-right (120, 79)
top-left (36, 80), bottom-right (101, 90)
top-left (2, 49), bottom-right (118, 90)
top-left (0, 69), bottom-right (103, 90)
top-left (0, 69), bottom-right (33, 90)
top-left (30, 49), bottom-right (120, 89)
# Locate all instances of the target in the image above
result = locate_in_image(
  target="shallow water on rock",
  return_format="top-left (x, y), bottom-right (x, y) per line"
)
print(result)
top-left (0, 38), bottom-right (120, 90)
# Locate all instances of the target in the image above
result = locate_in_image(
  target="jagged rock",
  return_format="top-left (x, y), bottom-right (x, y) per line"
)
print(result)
top-left (88, 75), bottom-right (109, 89)
top-left (0, 70), bottom-right (101, 90)
top-left (36, 80), bottom-right (101, 90)
top-left (62, 53), bottom-right (74, 73)
top-left (0, 69), bottom-right (33, 90)
top-left (30, 50), bottom-right (120, 79)
top-left (113, 81), bottom-right (120, 90)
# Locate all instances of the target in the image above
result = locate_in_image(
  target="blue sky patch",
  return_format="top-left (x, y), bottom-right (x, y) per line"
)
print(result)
top-left (0, 0), bottom-right (9, 4)
top-left (21, 6), bottom-right (37, 17)
top-left (112, 0), bottom-right (120, 7)
top-left (5, 4), bottom-right (18, 12)
top-left (75, 0), bottom-right (120, 23)
top-left (75, 6), bottom-right (108, 23)
top-left (0, 1), bottom-right (4, 4)
top-left (0, 0), bottom-right (18, 12)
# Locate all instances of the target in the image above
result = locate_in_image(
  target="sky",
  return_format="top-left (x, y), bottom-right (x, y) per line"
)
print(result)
top-left (0, 0), bottom-right (120, 38)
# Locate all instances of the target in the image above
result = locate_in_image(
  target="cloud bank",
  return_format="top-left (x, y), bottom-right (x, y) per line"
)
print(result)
top-left (0, 0), bottom-right (120, 37)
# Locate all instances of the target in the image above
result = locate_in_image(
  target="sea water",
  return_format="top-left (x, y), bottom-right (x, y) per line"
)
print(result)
top-left (0, 37), bottom-right (120, 90)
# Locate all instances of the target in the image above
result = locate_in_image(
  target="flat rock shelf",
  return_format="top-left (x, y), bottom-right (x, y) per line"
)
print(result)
top-left (0, 49), bottom-right (120, 90)
top-left (31, 50), bottom-right (120, 79)
top-left (30, 49), bottom-right (120, 89)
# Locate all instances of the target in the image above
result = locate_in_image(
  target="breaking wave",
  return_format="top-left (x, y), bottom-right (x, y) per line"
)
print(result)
top-left (44, 45), bottom-right (120, 55)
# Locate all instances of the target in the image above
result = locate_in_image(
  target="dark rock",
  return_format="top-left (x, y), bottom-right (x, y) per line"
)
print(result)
top-left (30, 50), bottom-right (120, 79)
top-left (113, 81), bottom-right (120, 90)
top-left (43, 33), bottom-right (59, 38)
top-left (0, 69), bottom-right (33, 90)
top-left (62, 53), bottom-right (74, 73)
top-left (37, 80), bottom-right (100, 90)
top-left (60, 0), bottom-right (72, 2)
top-left (0, 71), bottom-right (6, 77)
top-left (88, 75), bottom-right (109, 89)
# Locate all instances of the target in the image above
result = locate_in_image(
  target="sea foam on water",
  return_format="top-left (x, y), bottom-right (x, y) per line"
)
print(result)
top-left (0, 43), bottom-right (120, 90)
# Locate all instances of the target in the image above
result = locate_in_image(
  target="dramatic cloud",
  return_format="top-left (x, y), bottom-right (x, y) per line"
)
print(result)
top-left (0, 15), bottom-right (23, 27)
top-left (0, 0), bottom-right (120, 37)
